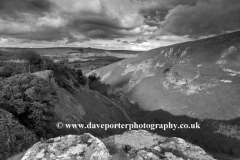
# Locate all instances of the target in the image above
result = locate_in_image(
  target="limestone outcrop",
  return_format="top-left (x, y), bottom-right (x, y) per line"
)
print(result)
top-left (21, 134), bottom-right (111, 160)
top-left (32, 70), bottom-right (54, 81)
top-left (21, 130), bottom-right (215, 160)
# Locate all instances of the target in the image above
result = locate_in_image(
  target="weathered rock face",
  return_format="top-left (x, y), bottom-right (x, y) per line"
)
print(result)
top-left (32, 70), bottom-right (54, 81)
top-left (21, 130), bottom-right (215, 160)
top-left (21, 134), bottom-right (111, 160)
top-left (103, 130), bottom-right (216, 160)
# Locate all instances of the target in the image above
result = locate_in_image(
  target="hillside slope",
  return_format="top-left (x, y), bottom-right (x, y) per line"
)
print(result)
top-left (0, 70), bottom-right (132, 159)
top-left (32, 71), bottom-right (132, 137)
top-left (91, 31), bottom-right (240, 121)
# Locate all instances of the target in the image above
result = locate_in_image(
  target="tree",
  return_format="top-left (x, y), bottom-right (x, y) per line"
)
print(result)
top-left (76, 69), bottom-right (87, 85)
top-left (41, 56), bottom-right (54, 70)
top-left (17, 50), bottom-right (42, 73)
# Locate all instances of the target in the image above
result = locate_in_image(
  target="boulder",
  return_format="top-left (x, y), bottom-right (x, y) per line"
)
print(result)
top-left (32, 70), bottom-right (53, 81)
top-left (21, 134), bottom-right (111, 160)
top-left (21, 130), bottom-right (216, 160)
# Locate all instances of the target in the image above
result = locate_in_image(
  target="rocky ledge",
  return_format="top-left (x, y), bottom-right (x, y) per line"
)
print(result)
top-left (32, 70), bottom-right (54, 81)
top-left (21, 130), bottom-right (215, 160)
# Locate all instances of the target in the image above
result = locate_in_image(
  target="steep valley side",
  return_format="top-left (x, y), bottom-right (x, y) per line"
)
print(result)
top-left (86, 31), bottom-right (240, 159)
top-left (87, 77), bottom-right (240, 159)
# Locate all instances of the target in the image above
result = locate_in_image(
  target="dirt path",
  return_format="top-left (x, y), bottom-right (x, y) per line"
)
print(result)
top-left (93, 91), bottom-right (134, 123)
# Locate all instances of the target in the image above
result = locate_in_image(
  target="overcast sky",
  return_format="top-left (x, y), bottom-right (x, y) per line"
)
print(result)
top-left (0, 0), bottom-right (240, 50)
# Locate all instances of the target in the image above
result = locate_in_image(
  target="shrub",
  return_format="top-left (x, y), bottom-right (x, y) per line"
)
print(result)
top-left (0, 109), bottom-right (37, 160)
top-left (0, 74), bottom-right (56, 137)
top-left (88, 74), bottom-right (99, 81)
top-left (41, 56), bottom-right (54, 70)
top-left (47, 63), bottom-right (87, 88)
top-left (1, 51), bottom-right (87, 88)
top-left (0, 62), bottom-right (27, 78)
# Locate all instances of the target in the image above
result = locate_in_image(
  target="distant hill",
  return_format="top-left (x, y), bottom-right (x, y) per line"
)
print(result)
top-left (0, 47), bottom-right (141, 58)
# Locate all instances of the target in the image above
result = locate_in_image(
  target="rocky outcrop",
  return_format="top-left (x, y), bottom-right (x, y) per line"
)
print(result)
top-left (32, 70), bottom-right (54, 81)
top-left (104, 130), bottom-right (215, 160)
top-left (21, 133), bottom-right (111, 160)
top-left (21, 130), bottom-right (215, 160)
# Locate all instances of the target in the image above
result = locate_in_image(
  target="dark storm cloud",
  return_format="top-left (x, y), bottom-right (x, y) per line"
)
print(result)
top-left (0, 0), bottom-right (147, 42)
top-left (134, 38), bottom-right (147, 43)
top-left (79, 37), bottom-right (91, 42)
top-left (136, 0), bottom-right (240, 38)
top-left (70, 22), bottom-right (126, 39)
top-left (148, 36), bottom-right (155, 40)
top-left (1, 0), bottom-right (240, 45)
top-left (0, 0), bottom-right (53, 18)
top-left (69, 0), bottom-right (240, 39)
top-left (0, 26), bottom-right (78, 43)
top-left (66, 37), bottom-right (91, 44)
top-left (27, 0), bottom-right (53, 12)
top-left (140, 0), bottom-right (199, 24)
top-left (64, 0), bottom-right (145, 39)
top-left (0, 0), bottom-right (62, 42)
top-left (122, 41), bottom-right (129, 44)
top-left (153, 0), bottom-right (240, 38)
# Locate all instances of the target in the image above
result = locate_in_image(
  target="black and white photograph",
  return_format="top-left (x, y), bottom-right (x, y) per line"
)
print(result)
top-left (0, 0), bottom-right (240, 159)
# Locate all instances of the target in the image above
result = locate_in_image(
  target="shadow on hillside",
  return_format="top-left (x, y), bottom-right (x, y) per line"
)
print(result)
top-left (135, 109), bottom-right (240, 157)
top-left (86, 75), bottom-right (240, 158)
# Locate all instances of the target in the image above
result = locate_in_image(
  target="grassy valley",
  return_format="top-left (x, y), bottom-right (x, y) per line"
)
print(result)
top-left (1, 32), bottom-right (240, 160)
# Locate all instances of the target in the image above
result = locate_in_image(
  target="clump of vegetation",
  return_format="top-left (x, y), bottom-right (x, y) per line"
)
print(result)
top-left (105, 143), bottom-right (130, 160)
top-left (0, 50), bottom-right (87, 88)
top-left (0, 50), bottom-right (43, 78)
top-left (16, 50), bottom-right (43, 73)
top-left (0, 62), bottom-right (27, 78)
top-left (0, 50), bottom-right (89, 159)
top-left (0, 109), bottom-right (37, 160)
top-left (0, 51), bottom-right (88, 138)
top-left (88, 74), bottom-right (111, 94)
top-left (0, 74), bottom-right (56, 137)
top-left (49, 62), bottom-right (87, 88)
